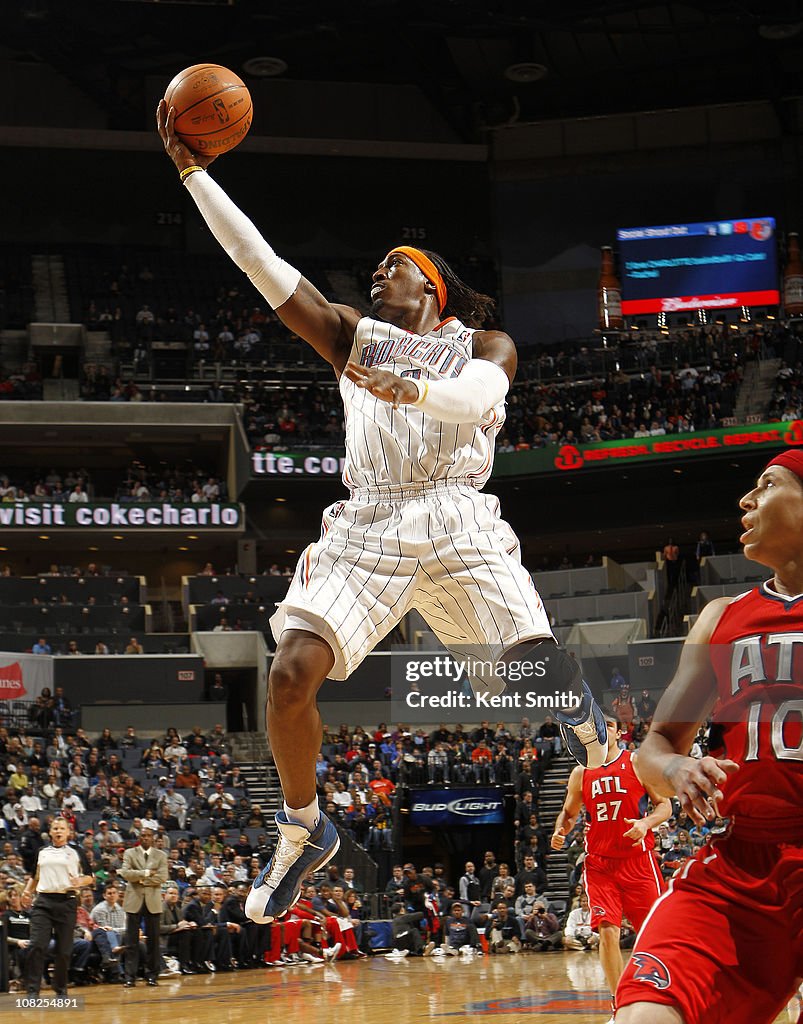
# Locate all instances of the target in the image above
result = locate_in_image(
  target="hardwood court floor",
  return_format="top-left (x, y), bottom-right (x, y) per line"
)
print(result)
top-left (1, 953), bottom-right (795, 1023)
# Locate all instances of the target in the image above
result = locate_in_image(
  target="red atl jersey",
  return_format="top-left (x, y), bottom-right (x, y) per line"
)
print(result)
top-left (581, 749), bottom-right (653, 858)
top-left (708, 581), bottom-right (803, 841)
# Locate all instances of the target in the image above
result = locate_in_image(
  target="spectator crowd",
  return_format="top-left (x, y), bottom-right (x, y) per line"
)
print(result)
top-left (0, 463), bottom-right (226, 506)
top-left (1, 666), bottom-right (716, 993)
top-left (13, 244), bottom-right (802, 463)
top-left (769, 359), bottom-right (803, 423)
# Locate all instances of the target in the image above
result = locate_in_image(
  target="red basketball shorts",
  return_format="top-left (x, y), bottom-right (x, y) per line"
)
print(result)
top-left (583, 849), bottom-right (665, 932)
top-left (616, 836), bottom-right (803, 1023)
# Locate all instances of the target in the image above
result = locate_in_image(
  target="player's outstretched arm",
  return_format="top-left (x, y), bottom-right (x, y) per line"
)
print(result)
top-left (157, 100), bottom-right (357, 372)
top-left (637, 597), bottom-right (739, 826)
top-left (550, 765), bottom-right (584, 850)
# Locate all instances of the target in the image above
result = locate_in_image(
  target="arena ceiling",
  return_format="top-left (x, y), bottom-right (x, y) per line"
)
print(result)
top-left (5, 0), bottom-right (803, 142)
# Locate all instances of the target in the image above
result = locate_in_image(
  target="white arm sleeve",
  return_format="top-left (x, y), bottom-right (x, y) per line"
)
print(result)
top-left (184, 170), bottom-right (301, 309)
top-left (413, 358), bottom-right (509, 423)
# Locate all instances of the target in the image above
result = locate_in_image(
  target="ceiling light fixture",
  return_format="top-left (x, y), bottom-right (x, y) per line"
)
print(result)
top-left (242, 56), bottom-right (288, 78)
top-left (504, 62), bottom-right (548, 84)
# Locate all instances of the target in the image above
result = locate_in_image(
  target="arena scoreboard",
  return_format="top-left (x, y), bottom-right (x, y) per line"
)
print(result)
top-left (617, 217), bottom-right (779, 315)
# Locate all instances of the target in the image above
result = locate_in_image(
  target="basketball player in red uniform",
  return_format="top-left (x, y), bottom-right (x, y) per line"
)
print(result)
top-left (616, 449), bottom-right (803, 1024)
top-left (552, 713), bottom-right (670, 1021)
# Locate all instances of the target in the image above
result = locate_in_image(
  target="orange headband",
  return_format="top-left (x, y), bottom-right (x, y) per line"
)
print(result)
top-left (387, 246), bottom-right (448, 313)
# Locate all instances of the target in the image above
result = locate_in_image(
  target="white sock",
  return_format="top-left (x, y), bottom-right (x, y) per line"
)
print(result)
top-left (283, 798), bottom-right (320, 831)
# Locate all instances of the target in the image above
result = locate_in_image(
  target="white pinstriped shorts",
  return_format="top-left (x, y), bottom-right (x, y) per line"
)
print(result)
top-left (269, 480), bottom-right (553, 681)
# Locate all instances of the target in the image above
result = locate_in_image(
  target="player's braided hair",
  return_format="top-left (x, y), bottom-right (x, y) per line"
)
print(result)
top-left (422, 249), bottom-right (496, 329)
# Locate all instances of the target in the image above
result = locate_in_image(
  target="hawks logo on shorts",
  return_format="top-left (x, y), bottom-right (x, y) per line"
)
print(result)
top-left (591, 904), bottom-right (607, 918)
top-left (631, 952), bottom-right (671, 990)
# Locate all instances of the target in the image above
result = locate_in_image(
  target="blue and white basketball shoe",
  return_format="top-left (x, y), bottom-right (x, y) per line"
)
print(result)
top-left (245, 811), bottom-right (340, 923)
top-left (556, 681), bottom-right (608, 769)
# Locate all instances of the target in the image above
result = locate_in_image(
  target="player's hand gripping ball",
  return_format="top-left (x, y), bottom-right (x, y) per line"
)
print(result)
top-left (164, 64), bottom-right (252, 156)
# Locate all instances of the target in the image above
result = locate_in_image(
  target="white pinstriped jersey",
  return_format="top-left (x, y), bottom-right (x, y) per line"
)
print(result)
top-left (339, 316), bottom-right (506, 490)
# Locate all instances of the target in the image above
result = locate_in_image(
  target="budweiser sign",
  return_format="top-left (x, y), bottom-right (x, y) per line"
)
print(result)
top-left (0, 661), bottom-right (26, 699)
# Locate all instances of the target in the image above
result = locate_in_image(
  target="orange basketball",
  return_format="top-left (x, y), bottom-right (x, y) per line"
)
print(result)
top-left (164, 64), bottom-right (252, 156)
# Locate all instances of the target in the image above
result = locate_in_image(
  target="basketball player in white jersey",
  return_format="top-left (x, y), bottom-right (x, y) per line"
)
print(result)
top-left (158, 101), bottom-right (608, 925)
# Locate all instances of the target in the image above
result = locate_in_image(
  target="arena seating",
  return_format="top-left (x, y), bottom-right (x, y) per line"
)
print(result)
top-left (191, 603), bottom-right (273, 634)
top-left (9, 241), bottom-right (786, 475)
top-left (0, 575), bottom-right (141, 603)
top-left (0, 246), bottom-right (36, 330)
top-left (184, 574), bottom-right (289, 606)
top-left (0, 574), bottom-right (147, 650)
top-left (532, 561), bottom-right (653, 628)
top-left (698, 553), bottom-right (767, 586)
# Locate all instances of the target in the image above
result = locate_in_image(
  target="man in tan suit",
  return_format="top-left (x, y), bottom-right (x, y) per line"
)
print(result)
top-left (119, 827), bottom-right (168, 987)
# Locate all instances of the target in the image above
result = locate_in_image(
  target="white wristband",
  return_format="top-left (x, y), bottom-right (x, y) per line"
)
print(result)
top-left (412, 358), bottom-right (509, 424)
top-left (185, 171), bottom-right (301, 309)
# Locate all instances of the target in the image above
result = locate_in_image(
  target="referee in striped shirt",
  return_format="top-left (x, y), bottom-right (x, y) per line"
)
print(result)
top-left (20, 818), bottom-right (95, 997)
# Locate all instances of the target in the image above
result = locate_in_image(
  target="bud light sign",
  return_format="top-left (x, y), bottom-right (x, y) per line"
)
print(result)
top-left (409, 787), bottom-right (505, 826)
